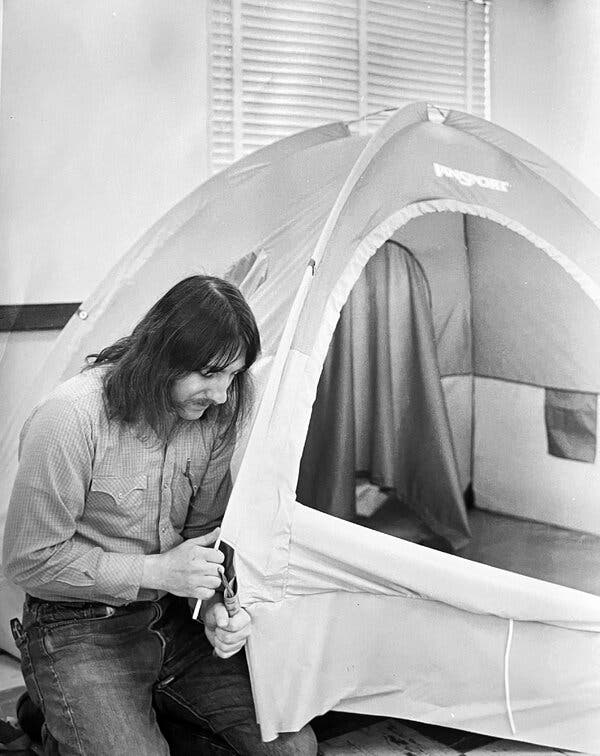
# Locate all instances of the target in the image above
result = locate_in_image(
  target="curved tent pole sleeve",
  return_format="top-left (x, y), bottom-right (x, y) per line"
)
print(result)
top-left (309, 102), bottom-right (430, 270)
top-left (193, 260), bottom-right (316, 616)
top-left (219, 260), bottom-right (316, 551)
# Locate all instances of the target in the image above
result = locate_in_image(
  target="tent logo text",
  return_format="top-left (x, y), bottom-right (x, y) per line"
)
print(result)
top-left (433, 162), bottom-right (510, 192)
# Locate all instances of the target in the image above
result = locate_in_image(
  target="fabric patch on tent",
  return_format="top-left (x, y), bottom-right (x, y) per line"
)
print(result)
top-left (224, 251), bottom-right (257, 287)
top-left (545, 389), bottom-right (597, 463)
top-left (225, 250), bottom-right (269, 299)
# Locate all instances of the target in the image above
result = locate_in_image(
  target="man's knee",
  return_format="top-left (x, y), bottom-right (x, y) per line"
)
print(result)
top-left (290, 724), bottom-right (318, 755)
top-left (261, 724), bottom-right (318, 756)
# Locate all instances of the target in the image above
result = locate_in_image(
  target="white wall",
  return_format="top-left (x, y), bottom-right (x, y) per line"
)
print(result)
top-left (3, 1), bottom-right (599, 304)
top-left (4, 0), bottom-right (598, 308)
top-left (0, 0), bottom-right (212, 471)
top-left (491, 0), bottom-right (600, 197)
top-left (544, 0), bottom-right (600, 196)
top-left (0, 0), bottom-right (210, 305)
top-left (0, 5), bottom-right (212, 654)
top-left (3, 0), bottom-right (600, 461)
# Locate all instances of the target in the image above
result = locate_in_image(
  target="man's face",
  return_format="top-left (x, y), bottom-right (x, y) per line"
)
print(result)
top-left (171, 353), bottom-right (246, 421)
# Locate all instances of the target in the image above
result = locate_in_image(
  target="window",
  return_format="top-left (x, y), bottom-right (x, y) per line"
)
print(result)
top-left (208, 0), bottom-right (490, 174)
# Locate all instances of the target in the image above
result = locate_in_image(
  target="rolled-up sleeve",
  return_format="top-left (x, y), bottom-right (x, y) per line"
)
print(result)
top-left (3, 397), bottom-right (144, 603)
top-left (182, 426), bottom-right (234, 539)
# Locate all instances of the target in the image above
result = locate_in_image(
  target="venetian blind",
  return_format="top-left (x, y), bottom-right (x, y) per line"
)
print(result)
top-left (209, 0), bottom-right (489, 173)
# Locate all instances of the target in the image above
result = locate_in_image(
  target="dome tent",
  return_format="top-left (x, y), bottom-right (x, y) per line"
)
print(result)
top-left (2, 102), bottom-right (600, 751)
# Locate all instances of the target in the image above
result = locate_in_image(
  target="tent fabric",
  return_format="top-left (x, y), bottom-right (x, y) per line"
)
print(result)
top-left (389, 213), bottom-right (473, 379)
top-left (0, 123), bottom-right (363, 654)
top-left (297, 241), bottom-right (470, 548)
top-left (467, 216), bottom-right (600, 392)
top-left (443, 109), bottom-right (600, 231)
top-left (231, 498), bottom-right (600, 751)
top-left (217, 107), bottom-right (600, 747)
top-left (545, 389), bottom-right (597, 463)
top-left (0, 123), bottom-right (363, 534)
top-left (440, 375), bottom-right (473, 492)
top-left (246, 588), bottom-right (600, 749)
top-left (285, 196), bottom-right (600, 538)
top-left (3, 103), bottom-right (600, 750)
top-left (295, 198), bottom-right (600, 364)
top-left (274, 199), bottom-right (600, 542)
top-left (475, 379), bottom-right (600, 535)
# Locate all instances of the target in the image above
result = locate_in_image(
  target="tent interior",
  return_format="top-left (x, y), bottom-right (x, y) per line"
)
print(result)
top-left (296, 210), bottom-right (600, 598)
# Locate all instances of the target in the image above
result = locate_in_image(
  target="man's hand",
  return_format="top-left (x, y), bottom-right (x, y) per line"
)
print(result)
top-left (202, 597), bottom-right (251, 659)
top-left (141, 527), bottom-right (224, 600)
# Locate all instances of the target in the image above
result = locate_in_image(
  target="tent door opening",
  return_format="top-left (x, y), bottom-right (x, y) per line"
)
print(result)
top-left (295, 208), bottom-right (600, 596)
top-left (296, 238), bottom-right (471, 550)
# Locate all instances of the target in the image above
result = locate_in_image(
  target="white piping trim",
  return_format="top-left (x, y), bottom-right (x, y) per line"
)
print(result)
top-left (504, 618), bottom-right (517, 736)
top-left (221, 261), bottom-right (315, 549)
top-left (311, 201), bottom-right (600, 381)
top-left (309, 104), bottom-right (428, 271)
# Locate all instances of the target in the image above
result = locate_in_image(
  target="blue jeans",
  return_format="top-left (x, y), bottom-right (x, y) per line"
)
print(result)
top-left (15, 594), bottom-right (316, 755)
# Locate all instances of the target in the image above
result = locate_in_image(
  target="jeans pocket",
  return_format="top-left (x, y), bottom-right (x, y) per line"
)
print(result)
top-left (14, 630), bottom-right (45, 711)
top-left (33, 600), bottom-right (115, 629)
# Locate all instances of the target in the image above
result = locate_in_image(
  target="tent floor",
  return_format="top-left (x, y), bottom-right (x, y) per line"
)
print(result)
top-left (458, 508), bottom-right (600, 597)
top-left (355, 495), bottom-right (600, 597)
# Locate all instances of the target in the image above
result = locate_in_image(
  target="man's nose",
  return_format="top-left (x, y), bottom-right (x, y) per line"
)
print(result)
top-left (207, 375), bottom-right (231, 404)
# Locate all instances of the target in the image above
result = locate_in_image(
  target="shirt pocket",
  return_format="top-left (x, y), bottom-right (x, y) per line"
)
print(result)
top-left (86, 474), bottom-right (148, 536)
top-left (170, 463), bottom-right (204, 531)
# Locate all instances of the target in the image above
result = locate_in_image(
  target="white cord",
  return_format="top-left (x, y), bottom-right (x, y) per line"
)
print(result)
top-left (504, 618), bottom-right (517, 736)
top-left (192, 597), bottom-right (202, 621)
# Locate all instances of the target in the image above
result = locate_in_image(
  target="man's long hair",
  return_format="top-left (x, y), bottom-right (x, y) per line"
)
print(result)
top-left (86, 275), bottom-right (261, 441)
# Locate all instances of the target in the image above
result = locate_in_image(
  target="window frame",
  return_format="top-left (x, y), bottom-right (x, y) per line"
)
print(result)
top-left (207, 0), bottom-right (491, 174)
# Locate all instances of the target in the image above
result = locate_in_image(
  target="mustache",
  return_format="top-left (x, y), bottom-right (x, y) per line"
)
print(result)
top-left (173, 399), bottom-right (216, 411)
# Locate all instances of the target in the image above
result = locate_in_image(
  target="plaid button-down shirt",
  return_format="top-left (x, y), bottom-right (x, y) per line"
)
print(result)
top-left (3, 368), bottom-right (233, 604)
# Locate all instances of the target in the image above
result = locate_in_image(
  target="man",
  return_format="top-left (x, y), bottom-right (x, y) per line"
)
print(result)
top-left (3, 275), bottom-right (317, 755)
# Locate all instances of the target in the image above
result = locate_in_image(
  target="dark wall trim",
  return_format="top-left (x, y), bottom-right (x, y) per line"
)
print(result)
top-left (0, 303), bottom-right (82, 332)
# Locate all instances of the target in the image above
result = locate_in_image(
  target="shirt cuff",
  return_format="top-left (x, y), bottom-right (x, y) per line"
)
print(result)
top-left (96, 553), bottom-right (146, 603)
